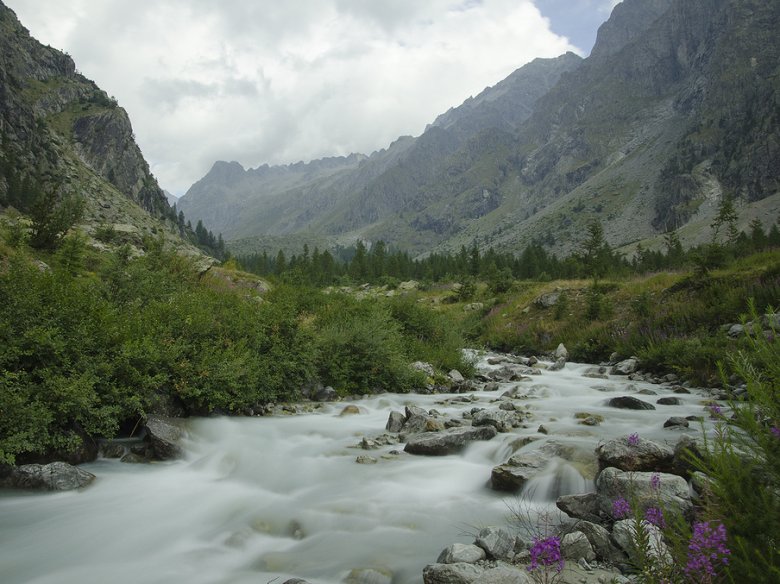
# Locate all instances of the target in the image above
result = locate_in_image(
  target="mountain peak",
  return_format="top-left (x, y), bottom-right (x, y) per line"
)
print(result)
top-left (590, 0), bottom-right (673, 59)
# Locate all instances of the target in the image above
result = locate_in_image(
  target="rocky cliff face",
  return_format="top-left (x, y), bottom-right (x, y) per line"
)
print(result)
top-left (183, 0), bottom-right (780, 257)
top-left (0, 1), bottom-right (175, 235)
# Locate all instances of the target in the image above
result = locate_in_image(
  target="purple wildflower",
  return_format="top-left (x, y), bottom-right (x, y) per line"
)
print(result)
top-left (685, 521), bottom-right (731, 579)
top-left (708, 403), bottom-right (722, 418)
top-left (771, 426), bottom-right (780, 438)
top-left (612, 497), bottom-right (631, 519)
top-left (650, 472), bottom-right (661, 491)
top-left (627, 433), bottom-right (640, 446)
top-left (644, 506), bottom-right (666, 529)
top-left (527, 536), bottom-right (564, 574)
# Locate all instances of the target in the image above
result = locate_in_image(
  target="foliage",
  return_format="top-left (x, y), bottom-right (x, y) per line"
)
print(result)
top-left (28, 188), bottom-right (84, 250)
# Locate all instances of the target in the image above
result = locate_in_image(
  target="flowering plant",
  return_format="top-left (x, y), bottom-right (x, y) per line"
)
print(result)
top-left (527, 536), bottom-right (564, 584)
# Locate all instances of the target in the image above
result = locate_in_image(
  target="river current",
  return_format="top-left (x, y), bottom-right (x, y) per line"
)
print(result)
top-left (0, 355), bottom-right (714, 584)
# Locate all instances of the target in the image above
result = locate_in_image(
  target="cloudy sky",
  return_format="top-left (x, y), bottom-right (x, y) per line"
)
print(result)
top-left (7, 0), bottom-right (620, 195)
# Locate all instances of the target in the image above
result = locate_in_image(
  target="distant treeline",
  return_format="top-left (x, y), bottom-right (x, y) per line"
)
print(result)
top-left (237, 216), bottom-right (780, 287)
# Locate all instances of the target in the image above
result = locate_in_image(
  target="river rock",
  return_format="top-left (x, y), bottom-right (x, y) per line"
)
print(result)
top-left (472, 408), bottom-right (520, 432)
top-left (554, 343), bottom-right (569, 360)
top-left (596, 436), bottom-right (674, 472)
top-left (476, 526), bottom-right (515, 560)
top-left (612, 358), bottom-right (639, 375)
top-left (556, 492), bottom-right (607, 524)
top-left (448, 369), bottom-right (465, 383)
top-left (436, 543), bottom-right (486, 564)
top-left (490, 442), bottom-right (564, 492)
top-left (583, 366), bottom-right (609, 379)
top-left (340, 405), bottom-right (362, 416)
top-left (0, 462), bottom-right (96, 491)
top-left (422, 562), bottom-right (484, 584)
top-left (656, 397), bottom-right (682, 406)
top-left (672, 435), bottom-right (705, 477)
top-left (548, 357), bottom-right (566, 372)
top-left (345, 567), bottom-right (393, 584)
top-left (385, 411), bottom-right (405, 433)
top-left (144, 415), bottom-right (184, 460)
top-left (561, 531), bottom-right (596, 562)
top-left (404, 426), bottom-right (497, 456)
top-left (282, 579), bottom-right (311, 584)
top-left (477, 563), bottom-right (533, 584)
top-left (314, 385), bottom-right (338, 401)
top-left (663, 416), bottom-right (689, 429)
top-left (596, 467), bottom-right (692, 518)
top-left (611, 519), bottom-right (672, 566)
top-left (411, 361), bottom-right (435, 377)
top-left (355, 455), bottom-right (377, 464)
top-left (606, 396), bottom-right (656, 410)
top-left (564, 520), bottom-right (625, 564)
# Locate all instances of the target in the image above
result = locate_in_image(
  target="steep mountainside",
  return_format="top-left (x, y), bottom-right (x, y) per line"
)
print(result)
top-left (183, 0), bottom-right (779, 257)
top-left (0, 1), bottom-right (190, 250)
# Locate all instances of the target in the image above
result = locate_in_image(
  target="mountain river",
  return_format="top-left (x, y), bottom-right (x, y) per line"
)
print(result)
top-left (0, 353), bottom-right (717, 584)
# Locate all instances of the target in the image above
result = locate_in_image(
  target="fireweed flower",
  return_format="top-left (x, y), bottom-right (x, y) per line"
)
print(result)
top-left (612, 497), bottom-right (631, 519)
top-left (644, 506), bottom-right (666, 529)
top-left (627, 433), bottom-right (640, 446)
top-left (527, 536), bottom-right (564, 574)
top-left (771, 426), bottom-right (780, 438)
top-left (650, 472), bottom-right (661, 490)
top-left (685, 521), bottom-right (730, 579)
top-left (708, 403), bottom-right (722, 418)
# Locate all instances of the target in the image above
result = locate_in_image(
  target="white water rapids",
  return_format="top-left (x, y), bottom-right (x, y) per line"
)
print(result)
top-left (0, 355), bottom-right (716, 584)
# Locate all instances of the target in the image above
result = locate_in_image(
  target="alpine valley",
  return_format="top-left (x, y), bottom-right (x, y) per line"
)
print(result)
top-left (180, 0), bottom-right (780, 258)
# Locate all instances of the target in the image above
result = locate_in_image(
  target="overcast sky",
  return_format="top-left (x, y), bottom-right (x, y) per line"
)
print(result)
top-left (7, 0), bottom-right (620, 195)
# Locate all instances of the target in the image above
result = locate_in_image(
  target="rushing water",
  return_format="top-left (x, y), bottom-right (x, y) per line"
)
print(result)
top-left (0, 355), bottom-right (714, 584)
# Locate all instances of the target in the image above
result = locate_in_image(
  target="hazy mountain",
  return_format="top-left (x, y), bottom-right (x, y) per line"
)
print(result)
top-left (184, 0), bottom-right (780, 257)
top-left (164, 189), bottom-right (178, 206)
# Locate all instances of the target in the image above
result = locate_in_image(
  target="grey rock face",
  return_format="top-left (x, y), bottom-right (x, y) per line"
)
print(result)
top-left (490, 442), bottom-right (567, 492)
top-left (612, 358), bottom-right (639, 375)
top-left (596, 467), bottom-right (692, 518)
top-left (596, 436), bottom-right (674, 472)
top-left (436, 543), bottom-right (486, 564)
top-left (561, 531), bottom-right (596, 562)
top-left (144, 415), bottom-right (185, 460)
top-left (422, 563), bottom-right (484, 584)
top-left (476, 526), bottom-right (515, 560)
top-left (404, 426), bottom-right (497, 456)
top-left (471, 408), bottom-right (522, 432)
top-left (0, 462), bottom-right (96, 491)
top-left (385, 411), bottom-right (406, 433)
top-left (556, 492), bottom-right (606, 523)
top-left (611, 519), bottom-right (672, 566)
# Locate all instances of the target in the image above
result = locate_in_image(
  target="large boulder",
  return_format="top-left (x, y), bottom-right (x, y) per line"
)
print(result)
top-left (612, 358), bottom-right (639, 375)
top-left (436, 543), bottom-right (486, 564)
top-left (422, 563), bottom-right (484, 584)
top-left (385, 411), bottom-right (406, 433)
top-left (596, 436), bottom-right (674, 473)
top-left (490, 442), bottom-right (572, 492)
top-left (476, 526), bottom-right (515, 560)
top-left (404, 426), bottom-right (497, 456)
top-left (564, 520), bottom-right (625, 564)
top-left (144, 415), bottom-right (185, 460)
top-left (607, 396), bottom-right (655, 410)
top-left (596, 467), bottom-right (692, 519)
top-left (561, 531), bottom-right (596, 562)
top-left (423, 562), bottom-right (532, 584)
top-left (554, 343), bottom-right (569, 360)
top-left (556, 492), bottom-right (607, 524)
top-left (0, 462), bottom-right (96, 491)
top-left (611, 519), bottom-right (672, 566)
top-left (472, 409), bottom-right (522, 432)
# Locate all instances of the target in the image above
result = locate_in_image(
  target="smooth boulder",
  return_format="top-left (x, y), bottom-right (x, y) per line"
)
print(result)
top-left (404, 426), bottom-right (497, 456)
top-left (144, 415), bottom-right (185, 460)
top-left (607, 396), bottom-right (655, 410)
top-left (596, 436), bottom-right (674, 472)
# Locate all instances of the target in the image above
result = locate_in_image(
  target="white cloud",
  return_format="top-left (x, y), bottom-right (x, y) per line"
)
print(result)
top-left (6, 0), bottom-right (574, 194)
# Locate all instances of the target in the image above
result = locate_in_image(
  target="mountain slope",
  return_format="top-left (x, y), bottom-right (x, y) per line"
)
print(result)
top-left (0, 1), bottom-right (192, 251)
top-left (182, 0), bottom-right (780, 257)
top-left (179, 53), bottom-right (582, 247)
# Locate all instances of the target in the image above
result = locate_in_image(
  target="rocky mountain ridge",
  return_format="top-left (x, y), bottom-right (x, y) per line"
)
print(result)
top-left (0, 1), bottom-right (195, 253)
top-left (180, 0), bottom-right (780, 258)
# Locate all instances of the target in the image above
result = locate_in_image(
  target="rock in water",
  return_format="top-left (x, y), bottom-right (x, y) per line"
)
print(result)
top-left (596, 436), bottom-right (674, 472)
top-left (144, 415), bottom-right (185, 460)
top-left (437, 543), bottom-right (486, 564)
top-left (607, 396), bottom-right (655, 410)
top-left (0, 462), bottom-right (96, 491)
top-left (404, 426), bottom-right (497, 455)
